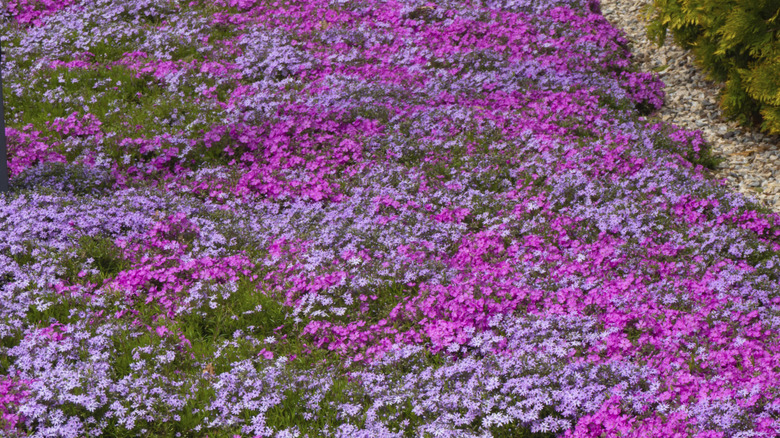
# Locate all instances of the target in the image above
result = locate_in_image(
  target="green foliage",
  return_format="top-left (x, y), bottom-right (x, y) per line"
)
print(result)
top-left (23, 235), bottom-right (128, 331)
top-left (4, 62), bottom-right (224, 166)
top-left (177, 278), bottom-right (294, 350)
top-left (4, 64), bottom-right (164, 133)
top-left (264, 377), bottom-right (365, 433)
top-left (58, 234), bottom-right (131, 285)
top-left (10, 241), bottom-right (38, 267)
top-left (26, 294), bottom-right (79, 327)
top-left (489, 422), bottom-right (561, 438)
top-left (490, 412), bottom-right (560, 438)
top-left (646, 0), bottom-right (780, 134)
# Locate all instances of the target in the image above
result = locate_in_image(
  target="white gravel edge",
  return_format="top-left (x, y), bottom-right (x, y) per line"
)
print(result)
top-left (600, 0), bottom-right (780, 212)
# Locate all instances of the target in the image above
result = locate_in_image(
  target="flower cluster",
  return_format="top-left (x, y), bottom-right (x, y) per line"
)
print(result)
top-left (2, 0), bottom-right (76, 26)
top-left (1, 0), bottom-right (779, 436)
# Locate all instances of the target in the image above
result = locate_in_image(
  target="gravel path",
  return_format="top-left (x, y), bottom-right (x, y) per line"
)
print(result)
top-left (599, 0), bottom-right (780, 212)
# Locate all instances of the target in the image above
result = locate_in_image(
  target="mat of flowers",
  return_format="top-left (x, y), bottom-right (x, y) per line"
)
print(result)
top-left (1, 0), bottom-right (779, 437)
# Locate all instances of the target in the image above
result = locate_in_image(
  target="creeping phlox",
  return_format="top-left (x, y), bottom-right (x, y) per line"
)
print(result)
top-left (0, 0), bottom-right (779, 437)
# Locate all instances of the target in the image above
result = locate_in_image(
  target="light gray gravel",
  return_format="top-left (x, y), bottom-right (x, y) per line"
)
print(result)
top-left (600, 0), bottom-right (780, 212)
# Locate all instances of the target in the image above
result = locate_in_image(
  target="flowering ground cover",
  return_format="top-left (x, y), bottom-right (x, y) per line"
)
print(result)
top-left (1, 0), bottom-right (780, 436)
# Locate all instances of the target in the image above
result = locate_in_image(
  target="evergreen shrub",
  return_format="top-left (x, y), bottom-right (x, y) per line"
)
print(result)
top-left (646, 0), bottom-right (780, 134)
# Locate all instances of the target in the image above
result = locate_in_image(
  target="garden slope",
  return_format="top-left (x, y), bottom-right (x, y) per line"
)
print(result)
top-left (1, 0), bottom-right (780, 437)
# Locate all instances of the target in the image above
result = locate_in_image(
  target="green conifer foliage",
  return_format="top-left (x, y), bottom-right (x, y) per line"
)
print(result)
top-left (646, 0), bottom-right (780, 134)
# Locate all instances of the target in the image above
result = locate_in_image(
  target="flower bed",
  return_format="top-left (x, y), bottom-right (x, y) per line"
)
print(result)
top-left (1, 0), bottom-right (779, 436)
